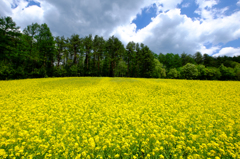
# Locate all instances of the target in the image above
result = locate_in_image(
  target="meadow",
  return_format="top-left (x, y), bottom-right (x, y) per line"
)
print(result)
top-left (0, 77), bottom-right (240, 159)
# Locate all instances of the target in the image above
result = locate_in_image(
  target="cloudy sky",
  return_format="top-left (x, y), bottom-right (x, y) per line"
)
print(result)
top-left (1, 0), bottom-right (240, 56)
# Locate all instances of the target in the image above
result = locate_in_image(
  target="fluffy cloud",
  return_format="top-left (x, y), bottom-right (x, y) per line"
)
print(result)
top-left (115, 7), bottom-right (240, 55)
top-left (37, 0), bottom-right (156, 38)
top-left (1, 0), bottom-right (153, 37)
top-left (213, 47), bottom-right (240, 57)
top-left (1, 0), bottom-right (185, 38)
top-left (114, 0), bottom-right (240, 55)
top-left (12, 1), bottom-right (44, 27)
top-left (1, 0), bottom-right (240, 57)
top-left (0, 0), bottom-right (12, 16)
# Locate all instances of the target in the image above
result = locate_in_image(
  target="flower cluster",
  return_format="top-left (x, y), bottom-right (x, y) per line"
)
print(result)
top-left (0, 77), bottom-right (240, 158)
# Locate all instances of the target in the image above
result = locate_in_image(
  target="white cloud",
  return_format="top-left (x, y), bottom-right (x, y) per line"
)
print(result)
top-left (154, 0), bottom-right (183, 12)
top-left (213, 47), bottom-right (240, 57)
top-left (199, 45), bottom-right (220, 55)
top-left (11, 1), bottom-right (44, 28)
top-left (41, 0), bottom-right (160, 38)
top-left (115, 7), bottom-right (240, 55)
top-left (1, 0), bottom-right (240, 57)
top-left (1, 0), bottom-right (153, 37)
top-left (0, 0), bottom-right (12, 16)
top-left (194, 0), bottom-right (220, 20)
top-left (237, 0), bottom-right (240, 6)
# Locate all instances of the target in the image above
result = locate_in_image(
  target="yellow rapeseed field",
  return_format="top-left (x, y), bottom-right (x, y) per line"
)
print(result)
top-left (0, 77), bottom-right (240, 159)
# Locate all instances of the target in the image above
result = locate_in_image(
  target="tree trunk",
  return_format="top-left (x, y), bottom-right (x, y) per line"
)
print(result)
top-left (57, 52), bottom-right (60, 67)
top-left (74, 47), bottom-right (77, 64)
top-left (98, 55), bottom-right (100, 73)
top-left (127, 58), bottom-right (129, 77)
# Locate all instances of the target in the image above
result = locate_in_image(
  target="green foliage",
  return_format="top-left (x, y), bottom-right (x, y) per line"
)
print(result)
top-left (182, 63), bottom-right (198, 79)
top-left (167, 68), bottom-right (178, 79)
top-left (92, 35), bottom-right (105, 76)
top-left (181, 52), bottom-right (195, 66)
top-left (0, 15), bottom-right (239, 81)
top-left (126, 41), bottom-right (136, 77)
top-left (15, 66), bottom-right (26, 79)
top-left (83, 34), bottom-right (93, 75)
top-left (194, 52), bottom-right (203, 65)
top-left (53, 67), bottom-right (67, 77)
top-left (0, 64), bottom-right (14, 80)
top-left (0, 16), bottom-right (21, 63)
top-left (106, 36), bottom-right (125, 77)
top-left (206, 67), bottom-right (221, 80)
top-left (69, 65), bottom-right (79, 76)
top-left (235, 68), bottom-right (240, 80)
top-left (203, 54), bottom-right (217, 67)
top-left (140, 44), bottom-right (155, 78)
top-left (197, 65), bottom-right (207, 80)
top-left (152, 59), bottom-right (165, 78)
top-left (114, 59), bottom-right (127, 77)
top-left (55, 36), bottom-right (66, 67)
top-left (219, 64), bottom-right (235, 80)
top-left (176, 67), bottom-right (183, 79)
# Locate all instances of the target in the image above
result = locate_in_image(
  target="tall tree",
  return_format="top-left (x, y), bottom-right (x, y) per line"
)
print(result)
top-left (115, 58), bottom-right (127, 77)
top-left (106, 36), bottom-right (124, 77)
top-left (69, 34), bottom-right (82, 65)
top-left (55, 36), bottom-right (65, 67)
top-left (194, 52), bottom-right (203, 64)
top-left (181, 52), bottom-right (195, 66)
top-left (219, 64), bottom-right (235, 80)
top-left (23, 23), bottom-right (40, 56)
top-left (83, 34), bottom-right (93, 75)
top-left (140, 44), bottom-right (155, 78)
top-left (134, 43), bottom-right (142, 78)
top-left (22, 23), bottom-right (41, 72)
top-left (37, 23), bottom-right (55, 76)
top-left (0, 16), bottom-right (21, 63)
top-left (203, 54), bottom-right (215, 67)
top-left (173, 54), bottom-right (182, 68)
top-left (158, 53), bottom-right (166, 66)
top-left (126, 41), bottom-right (136, 77)
top-left (165, 53), bottom-right (175, 69)
top-left (93, 35), bottom-right (105, 76)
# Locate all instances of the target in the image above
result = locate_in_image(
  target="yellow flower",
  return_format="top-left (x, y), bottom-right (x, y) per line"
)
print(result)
top-left (114, 154), bottom-right (120, 158)
top-left (88, 137), bottom-right (95, 149)
top-left (0, 149), bottom-right (7, 157)
top-left (0, 77), bottom-right (239, 158)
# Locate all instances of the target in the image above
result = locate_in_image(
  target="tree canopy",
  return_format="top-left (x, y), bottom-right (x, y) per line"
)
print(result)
top-left (0, 16), bottom-right (240, 81)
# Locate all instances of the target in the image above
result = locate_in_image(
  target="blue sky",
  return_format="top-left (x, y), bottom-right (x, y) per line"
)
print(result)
top-left (132, 0), bottom-right (240, 56)
top-left (11, 0), bottom-right (40, 9)
top-left (1, 0), bottom-right (240, 56)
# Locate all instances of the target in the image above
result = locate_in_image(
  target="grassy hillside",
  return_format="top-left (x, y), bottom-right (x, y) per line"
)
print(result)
top-left (0, 77), bottom-right (240, 158)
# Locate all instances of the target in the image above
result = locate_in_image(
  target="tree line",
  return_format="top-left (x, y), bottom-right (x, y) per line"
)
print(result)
top-left (0, 16), bottom-right (240, 80)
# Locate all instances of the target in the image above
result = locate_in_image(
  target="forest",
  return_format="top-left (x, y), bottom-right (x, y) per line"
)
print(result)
top-left (1, 16), bottom-right (240, 80)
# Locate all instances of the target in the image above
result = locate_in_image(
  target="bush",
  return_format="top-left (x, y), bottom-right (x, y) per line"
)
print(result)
top-left (167, 68), bottom-right (178, 79)
top-left (219, 64), bottom-right (235, 80)
top-left (206, 67), bottom-right (221, 80)
top-left (69, 65), bottom-right (78, 76)
top-left (182, 63), bottom-right (198, 79)
top-left (197, 65), bottom-right (207, 80)
top-left (152, 59), bottom-right (165, 78)
top-left (0, 65), bottom-right (14, 80)
top-left (15, 66), bottom-right (25, 79)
